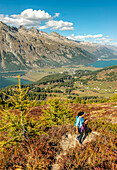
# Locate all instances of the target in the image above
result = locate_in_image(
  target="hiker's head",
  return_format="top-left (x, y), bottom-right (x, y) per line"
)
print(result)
top-left (78, 111), bottom-right (84, 117)
top-left (78, 111), bottom-right (86, 118)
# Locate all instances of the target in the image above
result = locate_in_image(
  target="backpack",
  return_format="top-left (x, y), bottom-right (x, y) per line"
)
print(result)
top-left (75, 116), bottom-right (78, 127)
top-left (75, 116), bottom-right (84, 128)
top-left (75, 112), bottom-right (85, 127)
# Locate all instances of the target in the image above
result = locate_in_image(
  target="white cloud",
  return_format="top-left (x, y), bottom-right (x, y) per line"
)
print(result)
top-left (39, 20), bottom-right (74, 31)
top-left (110, 42), bottom-right (117, 46)
top-left (95, 37), bottom-right (114, 42)
top-left (3, 15), bottom-right (38, 27)
top-left (94, 37), bottom-right (117, 46)
top-left (0, 14), bottom-right (4, 20)
top-left (0, 9), bottom-right (74, 31)
top-left (67, 34), bottom-right (103, 41)
top-left (67, 33), bottom-right (117, 46)
top-left (0, 9), bottom-right (52, 27)
top-left (60, 27), bottom-right (74, 31)
top-left (54, 13), bottom-right (60, 18)
top-left (19, 9), bottom-right (51, 21)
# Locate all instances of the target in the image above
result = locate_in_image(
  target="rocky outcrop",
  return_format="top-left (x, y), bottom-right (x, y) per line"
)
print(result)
top-left (52, 131), bottom-right (100, 170)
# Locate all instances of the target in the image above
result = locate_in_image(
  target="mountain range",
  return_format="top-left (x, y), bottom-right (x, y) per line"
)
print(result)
top-left (0, 21), bottom-right (117, 71)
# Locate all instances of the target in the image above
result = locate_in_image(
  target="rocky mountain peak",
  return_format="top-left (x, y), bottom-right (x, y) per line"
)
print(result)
top-left (0, 21), bottom-right (18, 33)
top-left (0, 21), bottom-right (4, 26)
top-left (39, 30), bottom-right (48, 36)
top-left (49, 31), bottom-right (65, 38)
top-left (0, 21), bottom-right (9, 30)
top-left (18, 25), bottom-right (27, 31)
top-left (29, 27), bottom-right (39, 34)
top-left (49, 31), bottom-right (60, 37)
top-left (49, 31), bottom-right (67, 41)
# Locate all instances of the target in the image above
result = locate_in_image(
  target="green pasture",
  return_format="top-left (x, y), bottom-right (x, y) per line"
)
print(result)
top-left (23, 65), bottom-right (100, 82)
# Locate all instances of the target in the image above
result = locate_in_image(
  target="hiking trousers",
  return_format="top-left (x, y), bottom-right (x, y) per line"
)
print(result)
top-left (78, 127), bottom-right (83, 144)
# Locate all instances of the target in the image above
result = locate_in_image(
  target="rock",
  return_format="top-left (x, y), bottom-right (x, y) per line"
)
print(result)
top-left (52, 131), bottom-right (100, 170)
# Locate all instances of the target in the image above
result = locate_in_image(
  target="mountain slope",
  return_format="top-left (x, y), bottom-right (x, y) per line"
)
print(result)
top-left (0, 21), bottom-right (117, 71)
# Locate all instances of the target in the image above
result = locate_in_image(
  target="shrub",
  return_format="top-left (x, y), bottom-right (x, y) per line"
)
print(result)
top-left (41, 98), bottom-right (74, 127)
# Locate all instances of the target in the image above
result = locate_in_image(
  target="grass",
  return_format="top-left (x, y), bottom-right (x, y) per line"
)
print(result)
top-left (72, 80), bottom-right (117, 98)
top-left (22, 65), bottom-right (100, 82)
top-left (23, 71), bottom-right (50, 81)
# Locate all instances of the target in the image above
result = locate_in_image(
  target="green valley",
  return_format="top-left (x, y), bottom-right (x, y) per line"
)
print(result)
top-left (0, 65), bottom-right (117, 104)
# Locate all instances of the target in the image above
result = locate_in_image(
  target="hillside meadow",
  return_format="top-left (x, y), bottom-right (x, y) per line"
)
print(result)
top-left (0, 66), bottom-right (117, 169)
top-left (0, 81), bottom-right (117, 169)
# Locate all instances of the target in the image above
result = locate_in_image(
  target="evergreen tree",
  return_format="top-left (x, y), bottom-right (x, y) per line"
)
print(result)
top-left (0, 76), bottom-right (42, 149)
top-left (41, 98), bottom-right (73, 127)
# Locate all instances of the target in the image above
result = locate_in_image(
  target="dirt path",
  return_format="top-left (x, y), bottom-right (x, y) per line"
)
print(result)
top-left (52, 131), bottom-right (100, 170)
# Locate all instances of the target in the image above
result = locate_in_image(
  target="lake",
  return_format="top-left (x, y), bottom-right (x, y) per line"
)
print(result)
top-left (0, 77), bottom-right (32, 89)
top-left (87, 60), bottom-right (117, 68)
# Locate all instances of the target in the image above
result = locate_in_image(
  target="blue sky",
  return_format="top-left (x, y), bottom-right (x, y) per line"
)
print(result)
top-left (0, 0), bottom-right (117, 45)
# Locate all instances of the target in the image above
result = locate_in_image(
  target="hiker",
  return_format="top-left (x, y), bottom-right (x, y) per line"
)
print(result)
top-left (75, 111), bottom-right (86, 144)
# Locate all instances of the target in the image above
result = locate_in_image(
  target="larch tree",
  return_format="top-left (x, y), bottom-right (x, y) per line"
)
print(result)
top-left (0, 75), bottom-right (42, 149)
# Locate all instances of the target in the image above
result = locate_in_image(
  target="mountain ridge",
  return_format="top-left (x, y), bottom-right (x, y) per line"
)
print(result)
top-left (0, 21), bottom-right (117, 71)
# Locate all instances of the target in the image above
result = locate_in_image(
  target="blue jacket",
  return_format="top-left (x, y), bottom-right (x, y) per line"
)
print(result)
top-left (75, 116), bottom-right (84, 128)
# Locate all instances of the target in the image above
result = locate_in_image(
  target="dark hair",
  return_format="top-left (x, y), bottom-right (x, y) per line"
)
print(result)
top-left (78, 111), bottom-right (84, 117)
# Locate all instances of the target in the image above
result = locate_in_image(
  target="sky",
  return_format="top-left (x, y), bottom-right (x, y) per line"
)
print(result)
top-left (0, 0), bottom-right (117, 46)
